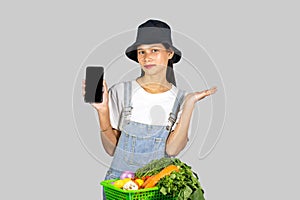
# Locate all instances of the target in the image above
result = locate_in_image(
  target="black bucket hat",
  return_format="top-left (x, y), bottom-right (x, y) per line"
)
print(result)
top-left (125, 19), bottom-right (182, 63)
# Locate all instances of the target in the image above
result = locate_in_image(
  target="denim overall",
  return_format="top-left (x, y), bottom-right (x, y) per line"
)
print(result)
top-left (104, 81), bottom-right (185, 180)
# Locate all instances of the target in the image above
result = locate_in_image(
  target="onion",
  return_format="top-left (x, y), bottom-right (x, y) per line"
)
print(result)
top-left (120, 171), bottom-right (135, 180)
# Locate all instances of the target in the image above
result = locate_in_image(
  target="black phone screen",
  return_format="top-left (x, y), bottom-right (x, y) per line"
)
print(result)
top-left (84, 66), bottom-right (104, 103)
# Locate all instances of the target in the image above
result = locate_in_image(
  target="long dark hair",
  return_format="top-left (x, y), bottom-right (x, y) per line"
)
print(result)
top-left (140, 42), bottom-right (177, 86)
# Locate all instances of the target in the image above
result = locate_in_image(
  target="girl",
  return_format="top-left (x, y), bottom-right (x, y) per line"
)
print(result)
top-left (83, 19), bottom-right (217, 182)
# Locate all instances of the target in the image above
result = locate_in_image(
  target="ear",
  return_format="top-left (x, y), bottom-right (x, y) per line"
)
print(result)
top-left (168, 50), bottom-right (174, 59)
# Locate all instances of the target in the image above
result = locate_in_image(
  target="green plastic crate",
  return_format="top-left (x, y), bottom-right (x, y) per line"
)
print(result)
top-left (101, 179), bottom-right (177, 200)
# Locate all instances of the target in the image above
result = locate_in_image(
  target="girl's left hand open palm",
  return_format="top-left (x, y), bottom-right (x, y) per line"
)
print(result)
top-left (185, 86), bottom-right (217, 105)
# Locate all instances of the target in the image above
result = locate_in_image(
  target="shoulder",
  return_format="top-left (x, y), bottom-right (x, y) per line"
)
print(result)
top-left (109, 81), bottom-right (124, 92)
top-left (171, 86), bottom-right (187, 107)
top-left (109, 80), bottom-right (136, 94)
top-left (170, 85), bottom-right (187, 97)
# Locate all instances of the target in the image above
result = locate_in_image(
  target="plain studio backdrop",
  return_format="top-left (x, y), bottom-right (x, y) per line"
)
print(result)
top-left (1, 1), bottom-right (299, 199)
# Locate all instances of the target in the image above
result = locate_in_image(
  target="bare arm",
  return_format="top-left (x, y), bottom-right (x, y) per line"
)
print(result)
top-left (97, 106), bottom-right (121, 156)
top-left (82, 79), bottom-right (120, 156)
top-left (166, 87), bottom-right (217, 156)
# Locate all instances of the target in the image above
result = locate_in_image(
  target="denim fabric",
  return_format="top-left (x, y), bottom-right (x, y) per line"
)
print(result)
top-left (106, 121), bottom-right (169, 177)
top-left (103, 81), bottom-right (185, 199)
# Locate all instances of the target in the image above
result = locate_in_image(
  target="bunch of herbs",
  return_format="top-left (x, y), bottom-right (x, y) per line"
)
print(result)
top-left (157, 158), bottom-right (205, 200)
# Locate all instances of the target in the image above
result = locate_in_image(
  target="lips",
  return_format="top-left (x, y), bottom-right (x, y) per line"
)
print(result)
top-left (144, 64), bottom-right (155, 69)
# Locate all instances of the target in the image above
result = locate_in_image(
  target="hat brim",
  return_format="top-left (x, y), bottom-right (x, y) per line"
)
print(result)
top-left (125, 41), bottom-right (182, 64)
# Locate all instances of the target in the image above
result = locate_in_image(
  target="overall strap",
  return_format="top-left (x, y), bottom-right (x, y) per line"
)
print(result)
top-left (124, 81), bottom-right (132, 108)
top-left (119, 81), bottom-right (133, 130)
top-left (166, 89), bottom-right (186, 131)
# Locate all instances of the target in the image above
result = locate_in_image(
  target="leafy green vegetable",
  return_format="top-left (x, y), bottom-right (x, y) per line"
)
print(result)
top-left (135, 158), bottom-right (205, 200)
top-left (189, 187), bottom-right (205, 200)
top-left (135, 157), bottom-right (174, 178)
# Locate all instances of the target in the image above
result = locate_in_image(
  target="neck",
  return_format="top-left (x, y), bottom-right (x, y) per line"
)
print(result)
top-left (137, 76), bottom-right (172, 94)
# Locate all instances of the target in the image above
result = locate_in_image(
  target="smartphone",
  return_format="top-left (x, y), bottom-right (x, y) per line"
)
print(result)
top-left (84, 66), bottom-right (104, 103)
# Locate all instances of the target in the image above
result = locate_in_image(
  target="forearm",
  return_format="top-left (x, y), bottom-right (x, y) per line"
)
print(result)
top-left (97, 108), bottom-right (120, 156)
top-left (166, 102), bottom-right (195, 156)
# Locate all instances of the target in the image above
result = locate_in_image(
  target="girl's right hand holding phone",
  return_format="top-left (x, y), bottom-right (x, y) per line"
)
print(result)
top-left (82, 79), bottom-right (109, 112)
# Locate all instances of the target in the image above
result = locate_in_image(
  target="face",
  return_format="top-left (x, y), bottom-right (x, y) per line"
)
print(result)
top-left (137, 43), bottom-right (174, 76)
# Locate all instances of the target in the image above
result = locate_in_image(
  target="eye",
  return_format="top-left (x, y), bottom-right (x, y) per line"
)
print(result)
top-left (138, 50), bottom-right (145, 55)
top-left (152, 49), bottom-right (159, 53)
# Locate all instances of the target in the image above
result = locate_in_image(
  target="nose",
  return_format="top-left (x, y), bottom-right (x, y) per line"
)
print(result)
top-left (143, 51), bottom-right (153, 62)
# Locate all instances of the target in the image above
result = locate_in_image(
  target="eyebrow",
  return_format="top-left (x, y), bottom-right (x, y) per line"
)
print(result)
top-left (137, 45), bottom-right (164, 50)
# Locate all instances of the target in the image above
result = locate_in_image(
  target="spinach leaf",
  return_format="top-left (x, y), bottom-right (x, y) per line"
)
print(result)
top-left (135, 158), bottom-right (206, 200)
top-left (157, 158), bottom-right (205, 200)
top-left (189, 187), bottom-right (205, 200)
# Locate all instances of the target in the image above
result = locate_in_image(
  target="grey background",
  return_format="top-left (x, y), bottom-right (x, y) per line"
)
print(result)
top-left (1, 0), bottom-right (299, 199)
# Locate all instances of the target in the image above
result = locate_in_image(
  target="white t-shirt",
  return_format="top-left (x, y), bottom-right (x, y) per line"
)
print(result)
top-left (108, 80), bottom-right (184, 131)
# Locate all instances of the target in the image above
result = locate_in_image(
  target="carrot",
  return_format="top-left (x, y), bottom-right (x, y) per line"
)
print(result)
top-left (144, 165), bottom-right (179, 188)
top-left (141, 173), bottom-right (163, 188)
top-left (141, 175), bottom-right (154, 188)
